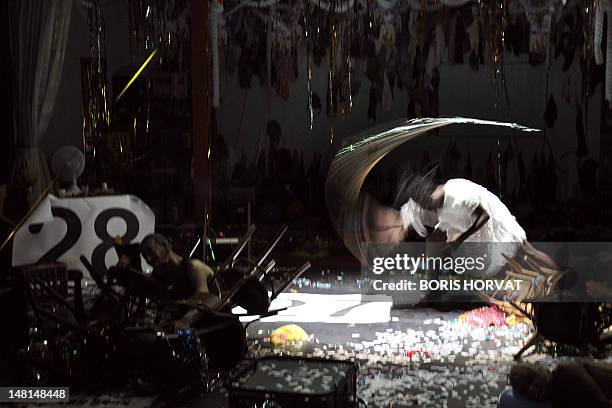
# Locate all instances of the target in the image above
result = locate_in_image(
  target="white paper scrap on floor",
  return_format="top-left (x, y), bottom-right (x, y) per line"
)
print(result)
top-left (234, 293), bottom-right (392, 324)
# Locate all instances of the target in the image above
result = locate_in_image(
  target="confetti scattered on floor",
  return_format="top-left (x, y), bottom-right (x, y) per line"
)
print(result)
top-left (248, 306), bottom-right (539, 407)
top-left (70, 277), bottom-right (612, 407)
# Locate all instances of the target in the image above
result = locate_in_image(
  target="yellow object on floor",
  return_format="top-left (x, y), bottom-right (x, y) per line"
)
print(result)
top-left (271, 324), bottom-right (310, 346)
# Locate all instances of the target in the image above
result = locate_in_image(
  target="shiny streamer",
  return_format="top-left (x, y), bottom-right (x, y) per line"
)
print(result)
top-left (304, 0), bottom-right (314, 130)
top-left (0, 177), bottom-right (57, 253)
top-left (489, 0), bottom-right (510, 111)
top-left (328, 0), bottom-right (337, 143)
top-left (116, 48), bottom-right (159, 101)
top-left (485, 0), bottom-right (510, 196)
top-left (347, 4), bottom-right (353, 112)
top-left (582, 0), bottom-right (598, 99)
top-left (84, 0), bottom-right (111, 157)
top-left (88, 0), bottom-right (106, 96)
top-left (128, 0), bottom-right (190, 55)
top-left (325, 117), bottom-right (539, 264)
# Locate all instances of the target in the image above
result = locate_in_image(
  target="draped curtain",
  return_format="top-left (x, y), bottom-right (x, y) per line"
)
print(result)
top-left (9, 0), bottom-right (73, 205)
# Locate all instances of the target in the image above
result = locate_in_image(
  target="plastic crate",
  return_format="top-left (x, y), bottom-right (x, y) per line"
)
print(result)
top-left (227, 356), bottom-right (358, 408)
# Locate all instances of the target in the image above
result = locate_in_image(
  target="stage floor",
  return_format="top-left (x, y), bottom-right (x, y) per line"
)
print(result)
top-left (37, 291), bottom-right (547, 408)
top-left (241, 297), bottom-right (530, 408)
top-left (24, 266), bottom-right (609, 408)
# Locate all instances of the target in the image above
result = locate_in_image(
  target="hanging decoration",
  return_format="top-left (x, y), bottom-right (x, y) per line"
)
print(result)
top-left (211, 0), bottom-right (224, 107)
top-left (126, 1), bottom-right (191, 106)
top-left (594, 0), bottom-right (612, 107)
top-left (125, 0), bottom-right (191, 162)
top-left (582, 0), bottom-right (597, 98)
top-left (485, 0), bottom-right (510, 111)
top-left (216, 0), bottom-right (607, 148)
top-left (304, 0), bottom-right (314, 129)
top-left (82, 0), bottom-right (111, 158)
top-left (127, 0), bottom-right (190, 56)
top-left (479, 0), bottom-right (511, 197)
top-left (518, 0), bottom-right (555, 65)
top-left (327, 0), bottom-right (337, 143)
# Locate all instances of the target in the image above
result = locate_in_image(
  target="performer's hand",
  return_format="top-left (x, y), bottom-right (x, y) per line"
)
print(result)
top-left (448, 232), bottom-right (463, 242)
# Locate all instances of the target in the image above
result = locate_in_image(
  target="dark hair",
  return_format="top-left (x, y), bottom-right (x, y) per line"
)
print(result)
top-left (140, 233), bottom-right (171, 258)
top-left (509, 363), bottom-right (552, 401)
top-left (392, 163), bottom-right (442, 210)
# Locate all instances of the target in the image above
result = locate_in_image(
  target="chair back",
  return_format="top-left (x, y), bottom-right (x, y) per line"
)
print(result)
top-left (18, 262), bottom-right (69, 304)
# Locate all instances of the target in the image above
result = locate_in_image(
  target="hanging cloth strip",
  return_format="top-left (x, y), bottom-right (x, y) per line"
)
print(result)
top-left (210, 0), bottom-right (223, 107)
top-left (517, 0), bottom-right (555, 60)
top-left (595, 0), bottom-right (612, 107)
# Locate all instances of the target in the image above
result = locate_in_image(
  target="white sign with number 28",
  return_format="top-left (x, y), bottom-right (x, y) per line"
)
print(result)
top-left (12, 194), bottom-right (155, 280)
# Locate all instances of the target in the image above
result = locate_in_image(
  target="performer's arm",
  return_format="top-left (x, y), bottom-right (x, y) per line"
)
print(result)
top-left (426, 228), bottom-right (447, 244)
top-left (187, 259), bottom-right (214, 295)
top-left (177, 261), bottom-right (220, 326)
top-left (447, 205), bottom-right (489, 251)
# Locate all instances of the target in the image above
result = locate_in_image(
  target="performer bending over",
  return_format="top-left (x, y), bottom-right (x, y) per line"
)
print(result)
top-left (394, 167), bottom-right (556, 276)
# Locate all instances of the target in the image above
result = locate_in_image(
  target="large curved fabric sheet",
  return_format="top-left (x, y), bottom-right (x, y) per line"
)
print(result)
top-left (324, 117), bottom-right (539, 264)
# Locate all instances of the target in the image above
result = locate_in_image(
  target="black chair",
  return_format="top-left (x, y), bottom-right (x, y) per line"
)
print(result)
top-left (15, 262), bottom-right (88, 329)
